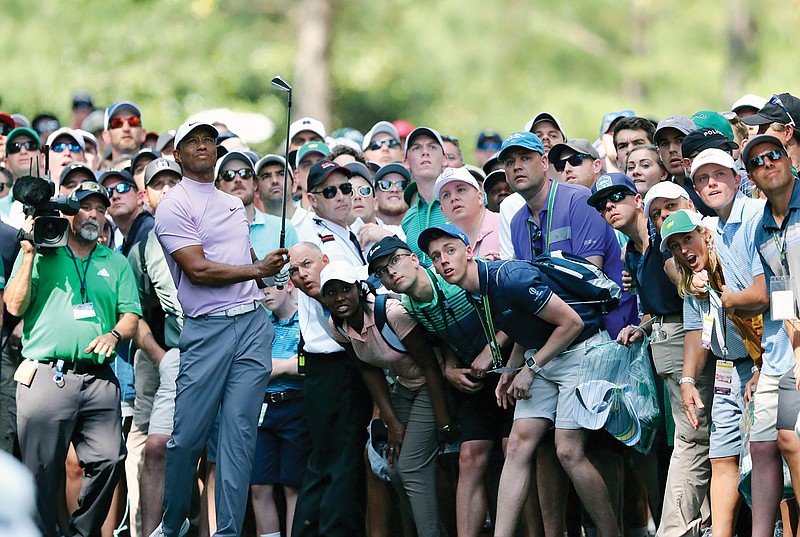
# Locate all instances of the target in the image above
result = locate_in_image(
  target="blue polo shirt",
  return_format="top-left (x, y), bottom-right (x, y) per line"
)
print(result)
top-left (472, 259), bottom-right (600, 350)
top-left (401, 190), bottom-right (450, 268)
top-left (266, 310), bottom-right (303, 393)
top-left (508, 180), bottom-right (637, 337)
top-left (250, 208), bottom-right (299, 259)
top-left (755, 179), bottom-right (800, 376)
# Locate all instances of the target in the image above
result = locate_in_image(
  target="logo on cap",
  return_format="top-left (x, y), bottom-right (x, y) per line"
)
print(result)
top-left (441, 168), bottom-right (455, 178)
top-left (369, 244), bottom-right (382, 256)
top-left (703, 129), bottom-right (723, 137)
top-left (596, 175), bottom-right (613, 190)
top-left (665, 220), bottom-right (675, 230)
top-left (508, 133), bottom-right (525, 141)
top-left (321, 162), bottom-right (336, 170)
top-left (302, 120), bottom-right (312, 125)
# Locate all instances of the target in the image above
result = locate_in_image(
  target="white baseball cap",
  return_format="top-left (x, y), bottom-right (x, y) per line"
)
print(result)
top-left (289, 117), bottom-right (326, 142)
top-left (433, 167), bottom-right (481, 200)
top-left (319, 260), bottom-right (360, 293)
top-left (173, 121), bottom-right (219, 149)
top-left (689, 148), bottom-right (736, 180)
top-left (642, 181), bottom-right (691, 218)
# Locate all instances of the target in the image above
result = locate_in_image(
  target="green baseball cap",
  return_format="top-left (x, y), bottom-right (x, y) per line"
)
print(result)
top-left (660, 210), bottom-right (704, 253)
top-left (691, 111), bottom-right (734, 143)
top-left (6, 127), bottom-right (41, 148)
top-left (295, 141), bottom-right (330, 168)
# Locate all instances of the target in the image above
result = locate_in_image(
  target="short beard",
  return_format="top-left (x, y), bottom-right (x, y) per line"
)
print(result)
top-left (78, 220), bottom-right (101, 242)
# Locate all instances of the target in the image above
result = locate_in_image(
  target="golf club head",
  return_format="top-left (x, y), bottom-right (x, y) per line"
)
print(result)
top-left (271, 76), bottom-right (292, 93)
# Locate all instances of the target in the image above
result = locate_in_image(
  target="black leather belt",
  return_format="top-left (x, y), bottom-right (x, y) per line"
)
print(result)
top-left (264, 390), bottom-right (303, 404)
top-left (45, 360), bottom-right (109, 375)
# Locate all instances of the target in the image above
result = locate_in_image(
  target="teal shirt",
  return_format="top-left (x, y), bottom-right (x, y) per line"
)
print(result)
top-left (11, 245), bottom-right (142, 363)
top-left (400, 192), bottom-right (450, 267)
top-left (250, 209), bottom-right (299, 259)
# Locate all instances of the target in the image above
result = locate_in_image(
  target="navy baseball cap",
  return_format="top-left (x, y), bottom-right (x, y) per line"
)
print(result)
top-left (71, 181), bottom-right (111, 207)
top-left (587, 173), bottom-right (638, 209)
top-left (417, 223), bottom-right (469, 255)
top-left (497, 132), bottom-right (546, 163)
top-left (374, 163), bottom-right (411, 185)
top-left (367, 235), bottom-right (413, 274)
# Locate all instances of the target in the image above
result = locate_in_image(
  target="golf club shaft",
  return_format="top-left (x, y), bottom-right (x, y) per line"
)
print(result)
top-left (279, 92), bottom-right (292, 250)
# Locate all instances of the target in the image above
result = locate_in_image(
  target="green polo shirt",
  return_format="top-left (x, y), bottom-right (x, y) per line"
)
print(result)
top-left (10, 244), bottom-right (142, 364)
top-left (400, 188), bottom-right (450, 268)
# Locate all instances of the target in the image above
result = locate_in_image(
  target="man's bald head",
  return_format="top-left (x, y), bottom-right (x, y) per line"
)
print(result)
top-left (288, 242), bottom-right (329, 298)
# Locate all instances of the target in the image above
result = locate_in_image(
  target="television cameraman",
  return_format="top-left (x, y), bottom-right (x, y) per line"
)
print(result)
top-left (4, 180), bottom-right (141, 537)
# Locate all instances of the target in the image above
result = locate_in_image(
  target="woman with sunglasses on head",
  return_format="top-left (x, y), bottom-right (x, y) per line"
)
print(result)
top-left (319, 260), bottom-right (456, 537)
top-left (662, 209), bottom-right (763, 537)
top-left (625, 144), bottom-right (669, 197)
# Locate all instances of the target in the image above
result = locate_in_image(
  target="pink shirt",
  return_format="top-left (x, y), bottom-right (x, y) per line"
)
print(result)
top-left (331, 295), bottom-right (426, 390)
top-left (474, 209), bottom-right (501, 259)
top-left (154, 176), bottom-right (262, 317)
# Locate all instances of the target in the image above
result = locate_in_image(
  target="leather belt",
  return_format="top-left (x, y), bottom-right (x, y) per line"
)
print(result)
top-left (264, 390), bottom-right (304, 404)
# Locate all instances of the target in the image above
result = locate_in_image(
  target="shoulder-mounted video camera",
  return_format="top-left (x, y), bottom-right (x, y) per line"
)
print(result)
top-left (13, 176), bottom-right (80, 248)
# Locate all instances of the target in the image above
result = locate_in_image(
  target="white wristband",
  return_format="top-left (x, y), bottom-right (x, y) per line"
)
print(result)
top-left (679, 376), bottom-right (696, 385)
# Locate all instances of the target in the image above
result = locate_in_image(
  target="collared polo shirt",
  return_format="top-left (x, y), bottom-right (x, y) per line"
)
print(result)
top-left (250, 208), bottom-right (299, 259)
top-left (684, 292), bottom-right (749, 360)
top-left (508, 180), bottom-right (637, 337)
top-left (10, 244), bottom-right (141, 363)
top-left (331, 295), bottom-right (424, 390)
top-left (402, 268), bottom-right (487, 362)
top-left (155, 176), bottom-right (262, 318)
top-left (473, 209), bottom-right (501, 258)
top-left (267, 310), bottom-right (303, 393)
top-left (636, 229), bottom-right (683, 316)
top-left (755, 179), bottom-right (800, 376)
top-left (473, 259), bottom-right (600, 351)
top-left (401, 191), bottom-right (450, 267)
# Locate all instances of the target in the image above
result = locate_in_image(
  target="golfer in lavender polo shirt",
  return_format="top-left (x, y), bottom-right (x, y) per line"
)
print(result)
top-left (152, 121), bottom-right (288, 537)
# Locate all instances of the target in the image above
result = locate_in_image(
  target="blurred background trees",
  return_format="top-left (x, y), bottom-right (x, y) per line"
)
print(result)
top-left (2, 0), bottom-right (798, 155)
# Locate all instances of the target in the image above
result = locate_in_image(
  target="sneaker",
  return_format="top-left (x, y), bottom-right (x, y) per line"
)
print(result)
top-left (148, 519), bottom-right (190, 537)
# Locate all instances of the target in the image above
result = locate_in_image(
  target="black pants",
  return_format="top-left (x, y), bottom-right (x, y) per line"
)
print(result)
top-left (292, 351), bottom-right (372, 537)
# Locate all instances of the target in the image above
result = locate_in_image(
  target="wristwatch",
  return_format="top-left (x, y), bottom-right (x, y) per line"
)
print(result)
top-left (110, 329), bottom-right (122, 342)
top-left (523, 349), bottom-right (542, 374)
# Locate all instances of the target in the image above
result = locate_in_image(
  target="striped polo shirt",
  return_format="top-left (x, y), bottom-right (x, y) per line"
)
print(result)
top-left (401, 191), bottom-right (450, 268)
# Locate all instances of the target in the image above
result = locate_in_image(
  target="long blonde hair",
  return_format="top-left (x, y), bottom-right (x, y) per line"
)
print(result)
top-left (672, 225), bottom-right (721, 299)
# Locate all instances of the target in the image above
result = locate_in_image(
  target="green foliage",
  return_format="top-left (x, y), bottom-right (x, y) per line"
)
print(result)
top-left (3, 0), bottom-right (800, 158)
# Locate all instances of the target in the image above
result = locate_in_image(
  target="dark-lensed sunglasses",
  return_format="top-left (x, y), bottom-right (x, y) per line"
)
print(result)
top-left (312, 182), bottom-right (353, 199)
top-left (0, 124), bottom-right (13, 136)
top-left (7, 141), bottom-right (40, 154)
top-left (594, 190), bottom-right (631, 210)
top-left (106, 182), bottom-right (134, 197)
top-left (554, 153), bottom-right (591, 172)
top-left (108, 116), bottom-right (142, 130)
top-left (51, 142), bottom-right (82, 153)
top-left (376, 179), bottom-right (408, 192)
top-left (747, 148), bottom-right (786, 171)
top-left (366, 139), bottom-right (400, 151)
top-left (219, 168), bottom-right (254, 182)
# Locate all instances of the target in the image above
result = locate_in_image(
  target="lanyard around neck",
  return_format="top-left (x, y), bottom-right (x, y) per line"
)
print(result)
top-left (66, 246), bottom-right (96, 304)
top-left (526, 181), bottom-right (558, 258)
top-left (470, 261), bottom-right (503, 368)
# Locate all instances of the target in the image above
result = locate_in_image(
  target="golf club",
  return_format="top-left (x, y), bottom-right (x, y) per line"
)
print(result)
top-left (271, 75), bottom-right (293, 289)
top-left (271, 75), bottom-right (292, 252)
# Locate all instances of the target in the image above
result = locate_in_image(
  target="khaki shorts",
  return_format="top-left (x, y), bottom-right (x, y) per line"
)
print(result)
top-left (751, 372), bottom-right (781, 442)
top-left (148, 348), bottom-right (180, 436)
top-left (515, 331), bottom-right (610, 429)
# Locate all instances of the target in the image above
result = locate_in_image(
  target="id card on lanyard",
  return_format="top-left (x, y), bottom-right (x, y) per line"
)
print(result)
top-left (67, 246), bottom-right (97, 319)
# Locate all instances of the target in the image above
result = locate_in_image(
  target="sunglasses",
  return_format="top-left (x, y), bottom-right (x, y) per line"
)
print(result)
top-left (376, 179), bottom-right (408, 192)
top-left (7, 141), bottom-right (40, 154)
top-left (108, 116), bottom-right (142, 130)
top-left (218, 168), bottom-right (254, 182)
top-left (769, 94), bottom-right (796, 127)
top-left (106, 182), bottom-right (134, 197)
top-left (554, 153), bottom-right (591, 172)
top-left (51, 142), bottom-right (82, 153)
top-left (594, 190), bottom-right (631, 210)
top-left (311, 182), bottom-right (353, 199)
top-left (0, 124), bottom-right (12, 136)
top-left (355, 185), bottom-right (373, 196)
top-left (366, 139), bottom-right (400, 151)
top-left (747, 148), bottom-right (786, 170)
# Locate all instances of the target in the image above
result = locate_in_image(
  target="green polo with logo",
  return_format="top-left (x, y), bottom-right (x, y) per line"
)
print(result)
top-left (10, 244), bottom-right (142, 364)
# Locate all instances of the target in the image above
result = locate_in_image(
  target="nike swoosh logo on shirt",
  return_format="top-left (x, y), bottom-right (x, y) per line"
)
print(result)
top-left (229, 207), bottom-right (237, 211)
